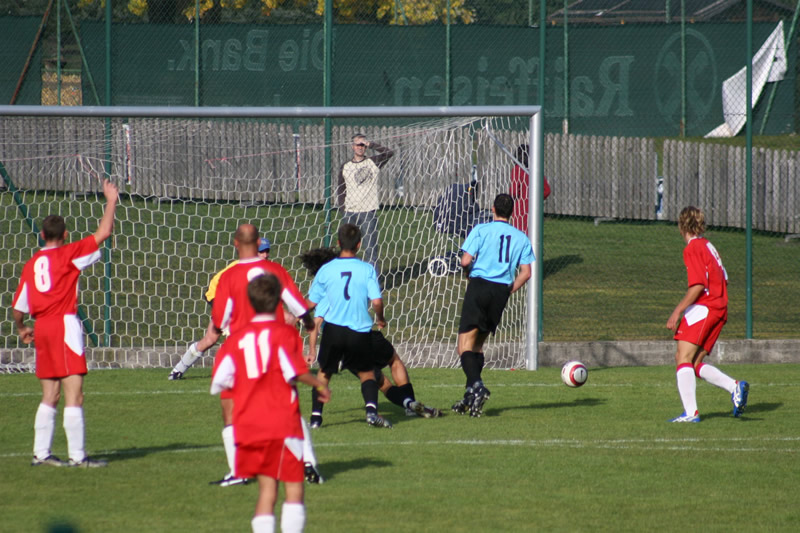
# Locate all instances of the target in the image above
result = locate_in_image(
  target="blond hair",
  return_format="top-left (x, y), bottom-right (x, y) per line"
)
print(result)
top-left (678, 206), bottom-right (706, 236)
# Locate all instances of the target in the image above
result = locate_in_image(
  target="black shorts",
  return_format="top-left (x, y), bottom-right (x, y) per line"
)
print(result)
top-left (345, 330), bottom-right (395, 380)
top-left (458, 277), bottom-right (512, 334)
top-left (370, 330), bottom-right (395, 368)
top-left (318, 322), bottom-right (375, 375)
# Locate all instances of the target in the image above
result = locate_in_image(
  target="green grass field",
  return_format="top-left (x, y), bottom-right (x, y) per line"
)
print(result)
top-left (2, 365), bottom-right (799, 532)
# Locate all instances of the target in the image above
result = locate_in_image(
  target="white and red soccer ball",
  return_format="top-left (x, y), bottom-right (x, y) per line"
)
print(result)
top-left (561, 360), bottom-right (588, 388)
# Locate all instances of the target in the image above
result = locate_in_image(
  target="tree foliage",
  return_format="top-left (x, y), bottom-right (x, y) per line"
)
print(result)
top-left (72, 0), bottom-right (474, 24)
top-left (313, 0), bottom-right (474, 25)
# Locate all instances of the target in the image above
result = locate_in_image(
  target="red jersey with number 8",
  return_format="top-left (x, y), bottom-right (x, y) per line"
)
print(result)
top-left (13, 236), bottom-right (101, 319)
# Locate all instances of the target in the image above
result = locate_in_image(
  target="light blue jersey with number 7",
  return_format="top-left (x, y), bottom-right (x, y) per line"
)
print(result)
top-left (308, 256), bottom-right (381, 332)
top-left (461, 221), bottom-right (535, 285)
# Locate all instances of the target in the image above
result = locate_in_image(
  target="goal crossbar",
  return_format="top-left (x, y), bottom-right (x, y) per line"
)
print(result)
top-left (0, 105), bottom-right (540, 119)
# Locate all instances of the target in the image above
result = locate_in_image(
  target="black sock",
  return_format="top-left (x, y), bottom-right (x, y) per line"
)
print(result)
top-left (311, 388), bottom-right (325, 417)
top-left (385, 386), bottom-right (405, 408)
top-left (476, 352), bottom-right (485, 372)
top-left (385, 383), bottom-right (416, 408)
top-left (399, 383), bottom-right (415, 407)
top-left (361, 379), bottom-right (379, 415)
top-left (460, 351), bottom-right (482, 388)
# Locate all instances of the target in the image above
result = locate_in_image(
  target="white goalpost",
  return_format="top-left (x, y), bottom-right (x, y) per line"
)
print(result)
top-left (0, 105), bottom-right (543, 372)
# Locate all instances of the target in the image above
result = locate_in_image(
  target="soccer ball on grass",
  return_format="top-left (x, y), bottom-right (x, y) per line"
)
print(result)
top-left (561, 360), bottom-right (588, 388)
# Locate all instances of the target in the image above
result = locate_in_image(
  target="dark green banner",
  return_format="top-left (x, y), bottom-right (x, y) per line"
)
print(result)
top-left (0, 18), bottom-right (43, 105)
top-left (79, 21), bottom-right (794, 137)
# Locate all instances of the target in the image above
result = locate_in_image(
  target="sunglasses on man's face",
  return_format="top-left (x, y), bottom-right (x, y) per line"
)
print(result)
top-left (354, 143), bottom-right (367, 147)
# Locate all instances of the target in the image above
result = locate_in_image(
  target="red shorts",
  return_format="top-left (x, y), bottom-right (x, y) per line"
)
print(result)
top-left (235, 439), bottom-right (304, 482)
top-left (34, 314), bottom-right (87, 379)
top-left (674, 304), bottom-right (727, 354)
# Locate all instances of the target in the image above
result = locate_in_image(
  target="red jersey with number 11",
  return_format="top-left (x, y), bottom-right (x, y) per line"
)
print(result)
top-left (211, 316), bottom-right (307, 445)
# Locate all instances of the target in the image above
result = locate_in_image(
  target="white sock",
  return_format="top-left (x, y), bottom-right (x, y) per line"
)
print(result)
top-left (676, 365), bottom-right (698, 416)
top-left (63, 406), bottom-right (85, 462)
top-left (698, 364), bottom-right (736, 394)
top-left (300, 417), bottom-right (316, 467)
top-left (280, 503), bottom-right (306, 533)
top-left (222, 425), bottom-right (236, 475)
top-left (251, 514), bottom-right (275, 533)
top-left (33, 403), bottom-right (57, 459)
top-left (174, 342), bottom-right (202, 373)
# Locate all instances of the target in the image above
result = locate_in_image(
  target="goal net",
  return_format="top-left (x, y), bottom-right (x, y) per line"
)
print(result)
top-left (0, 108), bottom-right (540, 372)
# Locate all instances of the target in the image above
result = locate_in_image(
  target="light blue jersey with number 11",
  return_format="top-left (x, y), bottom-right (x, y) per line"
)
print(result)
top-left (308, 257), bottom-right (381, 332)
top-left (461, 221), bottom-right (535, 285)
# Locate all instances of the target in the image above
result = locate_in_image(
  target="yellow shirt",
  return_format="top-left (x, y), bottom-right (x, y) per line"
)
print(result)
top-left (204, 260), bottom-right (239, 304)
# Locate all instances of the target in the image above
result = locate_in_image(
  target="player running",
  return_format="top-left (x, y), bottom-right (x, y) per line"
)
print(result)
top-left (666, 206), bottom-right (749, 423)
top-left (451, 193), bottom-right (535, 418)
top-left (12, 178), bottom-right (118, 468)
top-left (211, 274), bottom-right (330, 533)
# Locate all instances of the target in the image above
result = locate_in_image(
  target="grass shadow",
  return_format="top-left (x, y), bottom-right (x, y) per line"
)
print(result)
top-left (315, 457), bottom-right (393, 482)
top-left (701, 401), bottom-right (782, 421)
top-left (102, 442), bottom-right (220, 462)
top-left (543, 254), bottom-right (583, 278)
top-left (489, 397), bottom-right (605, 416)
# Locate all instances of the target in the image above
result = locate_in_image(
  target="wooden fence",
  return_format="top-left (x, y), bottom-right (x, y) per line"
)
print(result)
top-left (663, 140), bottom-right (800, 233)
top-left (1, 117), bottom-right (797, 233)
top-left (545, 133), bottom-right (659, 221)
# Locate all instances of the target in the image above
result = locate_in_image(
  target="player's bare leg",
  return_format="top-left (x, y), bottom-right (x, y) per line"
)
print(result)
top-left (387, 353), bottom-right (409, 386)
top-left (39, 378), bottom-right (63, 407)
top-left (251, 475), bottom-right (279, 533)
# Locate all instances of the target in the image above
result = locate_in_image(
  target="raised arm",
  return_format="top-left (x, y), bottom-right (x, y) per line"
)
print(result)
top-left (93, 179), bottom-right (119, 246)
top-left (336, 163), bottom-right (347, 209)
top-left (368, 141), bottom-right (394, 168)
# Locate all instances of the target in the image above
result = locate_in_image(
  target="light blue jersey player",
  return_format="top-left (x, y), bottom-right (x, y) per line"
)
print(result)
top-left (308, 256), bottom-right (381, 332)
top-left (453, 193), bottom-right (535, 418)
top-left (306, 224), bottom-right (393, 429)
top-left (461, 220), bottom-right (535, 285)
